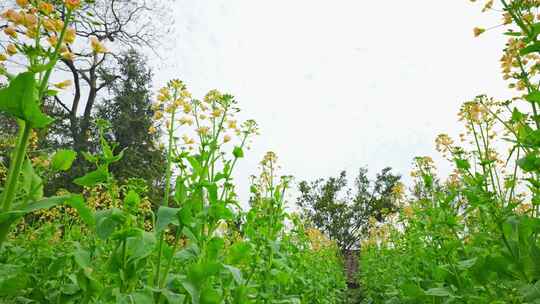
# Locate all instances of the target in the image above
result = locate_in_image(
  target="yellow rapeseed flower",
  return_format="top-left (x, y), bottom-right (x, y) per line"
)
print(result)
top-left (64, 0), bottom-right (81, 11)
top-left (16, 0), bottom-right (29, 8)
top-left (65, 28), bottom-right (76, 44)
top-left (3, 26), bottom-right (17, 38)
top-left (6, 44), bottom-right (17, 55)
top-left (473, 27), bottom-right (485, 37)
top-left (196, 126), bottom-right (210, 136)
top-left (90, 36), bottom-right (107, 54)
top-left (38, 2), bottom-right (55, 15)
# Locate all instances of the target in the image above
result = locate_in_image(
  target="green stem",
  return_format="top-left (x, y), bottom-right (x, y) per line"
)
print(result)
top-left (0, 121), bottom-right (31, 249)
top-left (155, 105), bottom-right (177, 289)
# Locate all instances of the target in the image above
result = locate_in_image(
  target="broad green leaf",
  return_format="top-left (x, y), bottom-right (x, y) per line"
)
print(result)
top-left (95, 208), bottom-right (126, 239)
top-left (161, 290), bottom-right (186, 304)
top-left (520, 281), bottom-right (540, 302)
top-left (174, 178), bottom-right (187, 204)
top-left (207, 237), bottom-right (224, 261)
top-left (51, 149), bottom-right (77, 171)
top-left (517, 153), bottom-right (540, 173)
top-left (227, 241), bottom-right (252, 265)
top-left (175, 242), bottom-right (200, 262)
top-left (124, 189), bottom-right (141, 211)
top-left (67, 195), bottom-right (95, 226)
top-left (19, 196), bottom-right (70, 215)
top-left (182, 280), bottom-right (200, 304)
top-left (0, 72), bottom-right (53, 128)
top-left (223, 265), bottom-right (244, 285)
top-left (457, 258), bottom-right (477, 270)
top-left (188, 156), bottom-right (203, 177)
top-left (179, 204), bottom-right (193, 227)
top-left (127, 231), bottom-right (156, 262)
top-left (21, 159), bottom-right (43, 201)
top-left (205, 183), bottom-right (218, 204)
top-left (187, 261), bottom-right (221, 287)
top-left (73, 165), bottom-right (109, 187)
top-left (156, 206), bottom-right (180, 233)
top-left (209, 202), bottom-right (233, 221)
top-left (200, 287), bottom-right (221, 304)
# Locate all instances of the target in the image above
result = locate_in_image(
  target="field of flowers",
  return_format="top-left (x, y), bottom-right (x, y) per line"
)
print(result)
top-left (3, 0), bottom-right (540, 303)
top-left (359, 1), bottom-right (540, 303)
top-left (0, 1), bottom-right (346, 303)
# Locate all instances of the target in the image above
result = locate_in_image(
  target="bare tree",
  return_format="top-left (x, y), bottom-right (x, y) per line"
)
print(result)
top-left (1, 0), bottom-right (171, 152)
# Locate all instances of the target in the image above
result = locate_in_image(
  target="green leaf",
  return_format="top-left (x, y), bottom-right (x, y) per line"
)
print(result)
top-left (187, 261), bottom-right (221, 287)
top-left (175, 242), bottom-right (200, 262)
top-left (182, 280), bottom-right (200, 304)
top-left (179, 204), bottom-right (194, 227)
top-left (455, 159), bottom-right (470, 171)
top-left (401, 282), bottom-right (424, 299)
top-left (73, 165), bottom-right (109, 187)
top-left (207, 237), bottom-right (224, 261)
top-left (188, 157), bottom-right (203, 176)
top-left (0, 264), bottom-right (29, 296)
top-left (0, 72), bottom-right (53, 128)
top-left (200, 287), bottom-right (221, 304)
top-left (209, 202), bottom-right (233, 221)
top-left (95, 208), bottom-right (126, 239)
top-left (161, 290), bottom-right (186, 304)
top-left (127, 231), bottom-right (156, 262)
top-left (425, 287), bottom-right (452, 297)
top-left (205, 183), bottom-right (218, 204)
top-left (67, 195), bottom-right (95, 226)
top-left (21, 195), bottom-right (70, 213)
top-left (156, 206), bottom-right (180, 233)
top-left (21, 159), bottom-right (43, 201)
top-left (124, 190), bottom-right (141, 211)
top-left (521, 42), bottom-right (540, 56)
top-left (51, 149), bottom-right (77, 172)
top-left (233, 146), bottom-right (244, 158)
top-left (175, 178), bottom-right (188, 204)
top-left (457, 258), bottom-right (477, 270)
top-left (227, 241), bottom-right (252, 265)
top-left (223, 265), bottom-right (244, 285)
top-left (518, 153), bottom-right (540, 173)
top-left (520, 281), bottom-right (540, 301)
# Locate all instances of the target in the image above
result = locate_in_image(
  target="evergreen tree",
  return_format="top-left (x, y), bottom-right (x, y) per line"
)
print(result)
top-left (96, 49), bottom-right (165, 202)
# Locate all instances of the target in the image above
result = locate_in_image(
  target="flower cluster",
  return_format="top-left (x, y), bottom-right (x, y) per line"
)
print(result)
top-left (0, 0), bottom-right (81, 65)
top-left (410, 156), bottom-right (436, 179)
top-left (151, 80), bottom-right (259, 152)
top-left (305, 227), bottom-right (334, 251)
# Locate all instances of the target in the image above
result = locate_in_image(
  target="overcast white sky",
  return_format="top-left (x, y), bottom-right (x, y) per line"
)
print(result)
top-left (149, 1), bottom-right (512, 203)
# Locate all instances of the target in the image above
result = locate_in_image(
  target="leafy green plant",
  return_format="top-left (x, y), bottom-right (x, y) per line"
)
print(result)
top-left (0, 0), bottom-right (91, 250)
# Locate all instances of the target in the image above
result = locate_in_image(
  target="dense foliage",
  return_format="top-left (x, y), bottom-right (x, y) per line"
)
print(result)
top-left (359, 1), bottom-right (540, 303)
top-left (297, 168), bottom-right (401, 252)
top-left (0, 1), bottom-right (346, 303)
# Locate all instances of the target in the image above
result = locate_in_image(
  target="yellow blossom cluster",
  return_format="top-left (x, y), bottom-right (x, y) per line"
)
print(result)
top-left (435, 133), bottom-right (455, 158)
top-left (515, 202), bottom-right (533, 214)
top-left (151, 80), bottom-right (259, 152)
top-left (391, 182), bottom-right (405, 201)
top-left (402, 205), bottom-right (414, 219)
top-left (410, 156), bottom-right (436, 178)
top-left (0, 0), bottom-right (81, 66)
top-left (445, 170), bottom-right (462, 188)
top-left (471, 0), bottom-right (540, 92)
top-left (305, 227), bottom-right (334, 251)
